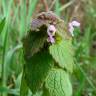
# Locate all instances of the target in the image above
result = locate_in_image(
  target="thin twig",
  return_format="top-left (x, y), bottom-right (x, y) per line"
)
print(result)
top-left (49, 0), bottom-right (56, 11)
top-left (41, 0), bottom-right (49, 11)
top-left (59, 0), bottom-right (75, 11)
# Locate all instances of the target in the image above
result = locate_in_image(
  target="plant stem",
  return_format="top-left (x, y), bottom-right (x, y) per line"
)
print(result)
top-left (1, 26), bottom-right (8, 96)
top-left (41, 0), bottom-right (49, 11)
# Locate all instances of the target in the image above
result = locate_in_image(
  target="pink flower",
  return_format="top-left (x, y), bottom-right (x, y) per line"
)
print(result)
top-left (71, 20), bottom-right (80, 27)
top-left (47, 25), bottom-right (56, 44)
top-left (68, 20), bottom-right (80, 36)
top-left (68, 23), bottom-right (74, 36)
top-left (47, 36), bottom-right (55, 43)
top-left (47, 25), bottom-right (56, 36)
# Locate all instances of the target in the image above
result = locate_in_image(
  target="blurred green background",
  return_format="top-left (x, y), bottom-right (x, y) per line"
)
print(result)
top-left (0, 0), bottom-right (96, 96)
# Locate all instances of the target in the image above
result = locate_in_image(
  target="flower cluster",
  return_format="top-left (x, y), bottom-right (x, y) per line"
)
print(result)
top-left (47, 25), bottom-right (56, 43)
top-left (47, 20), bottom-right (80, 43)
top-left (68, 20), bottom-right (80, 36)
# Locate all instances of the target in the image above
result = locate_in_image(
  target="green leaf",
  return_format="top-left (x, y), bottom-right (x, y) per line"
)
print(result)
top-left (22, 25), bottom-right (47, 59)
top-left (24, 51), bottom-right (54, 94)
top-left (56, 19), bottom-right (71, 40)
top-left (0, 18), bottom-right (6, 35)
top-left (0, 87), bottom-right (8, 93)
top-left (49, 40), bottom-right (74, 73)
top-left (33, 91), bottom-right (42, 96)
top-left (42, 87), bottom-right (50, 96)
top-left (45, 68), bottom-right (72, 96)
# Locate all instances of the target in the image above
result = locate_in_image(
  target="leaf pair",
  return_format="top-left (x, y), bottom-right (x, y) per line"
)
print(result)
top-left (42, 40), bottom-right (73, 96)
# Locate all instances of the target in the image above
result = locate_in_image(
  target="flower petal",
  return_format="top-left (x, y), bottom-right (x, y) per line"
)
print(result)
top-left (71, 20), bottom-right (80, 27)
top-left (47, 36), bottom-right (55, 43)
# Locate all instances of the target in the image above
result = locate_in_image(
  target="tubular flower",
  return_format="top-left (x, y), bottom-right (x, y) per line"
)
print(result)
top-left (47, 35), bottom-right (55, 43)
top-left (47, 25), bottom-right (56, 43)
top-left (68, 20), bottom-right (80, 36)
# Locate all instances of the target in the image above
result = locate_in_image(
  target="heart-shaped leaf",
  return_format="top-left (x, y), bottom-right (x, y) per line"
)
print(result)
top-left (45, 68), bottom-right (72, 96)
top-left (49, 40), bottom-right (74, 73)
